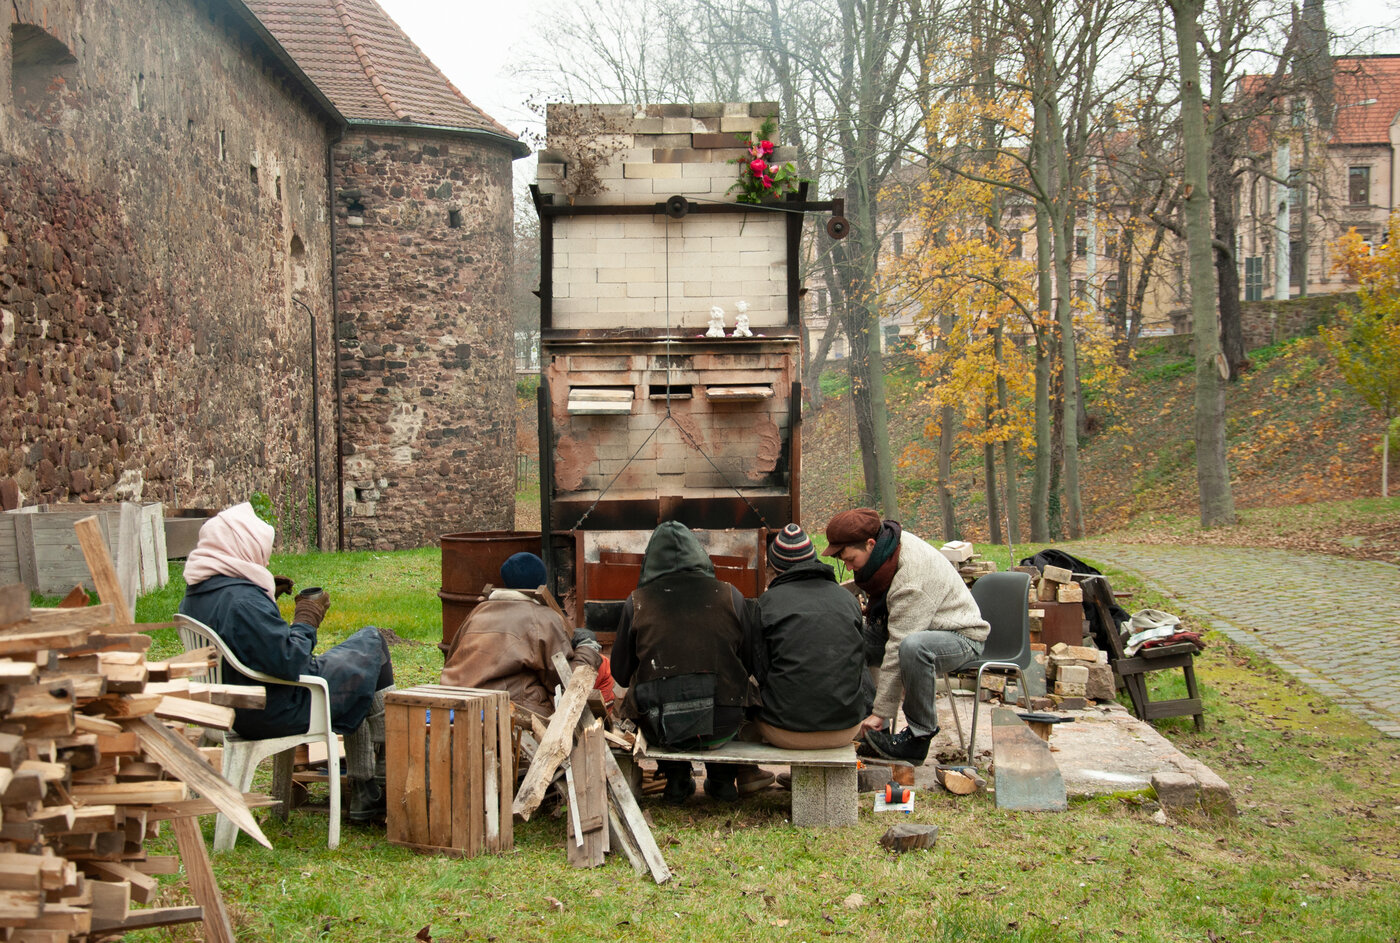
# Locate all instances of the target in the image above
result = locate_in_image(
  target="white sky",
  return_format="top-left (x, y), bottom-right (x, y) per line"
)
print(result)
top-left (375, 0), bottom-right (1398, 186)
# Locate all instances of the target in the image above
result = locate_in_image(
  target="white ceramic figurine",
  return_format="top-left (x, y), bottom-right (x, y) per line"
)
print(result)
top-left (706, 305), bottom-right (727, 337)
top-left (731, 300), bottom-right (752, 337)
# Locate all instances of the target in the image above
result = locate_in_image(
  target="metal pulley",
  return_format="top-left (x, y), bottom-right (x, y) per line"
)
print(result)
top-left (826, 215), bottom-right (850, 239)
top-left (665, 195), bottom-right (690, 219)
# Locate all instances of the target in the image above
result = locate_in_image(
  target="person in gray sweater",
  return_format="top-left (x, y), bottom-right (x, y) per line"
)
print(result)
top-left (823, 508), bottom-right (989, 764)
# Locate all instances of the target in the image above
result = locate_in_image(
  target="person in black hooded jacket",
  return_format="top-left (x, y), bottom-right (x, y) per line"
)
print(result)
top-left (751, 524), bottom-right (870, 749)
top-left (612, 521), bottom-right (759, 804)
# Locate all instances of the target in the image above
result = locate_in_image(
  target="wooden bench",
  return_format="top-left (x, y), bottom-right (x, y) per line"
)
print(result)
top-left (621, 736), bottom-right (860, 827)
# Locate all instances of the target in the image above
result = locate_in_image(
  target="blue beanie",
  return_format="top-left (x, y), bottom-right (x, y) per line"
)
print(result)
top-left (500, 552), bottom-right (547, 590)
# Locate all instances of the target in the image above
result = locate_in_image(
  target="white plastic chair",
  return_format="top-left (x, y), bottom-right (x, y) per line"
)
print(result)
top-left (175, 614), bottom-right (341, 851)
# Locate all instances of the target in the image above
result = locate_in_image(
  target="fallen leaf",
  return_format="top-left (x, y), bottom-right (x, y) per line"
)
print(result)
top-left (543, 897), bottom-right (565, 912)
top-left (415, 927), bottom-right (432, 943)
top-left (843, 893), bottom-right (865, 909)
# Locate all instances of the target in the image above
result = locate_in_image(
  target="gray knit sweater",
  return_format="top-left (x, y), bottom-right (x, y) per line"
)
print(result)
top-left (871, 530), bottom-right (991, 719)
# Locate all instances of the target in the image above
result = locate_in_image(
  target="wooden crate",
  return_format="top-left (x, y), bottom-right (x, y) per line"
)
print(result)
top-left (3, 502), bottom-right (167, 597)
top-left (384, 685), bottom-right (514, 857)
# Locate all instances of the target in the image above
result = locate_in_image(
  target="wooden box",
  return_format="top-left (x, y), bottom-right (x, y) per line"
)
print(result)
top-left (2, 502), bottom-right (167, 596)
top-left (384, 685), bottom-right (514, 857)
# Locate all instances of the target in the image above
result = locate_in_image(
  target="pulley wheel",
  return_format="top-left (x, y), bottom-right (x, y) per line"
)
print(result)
top-left (827, 215), bottom-right (850, 239)
top-left (665, 195), bottom-right (690, 219)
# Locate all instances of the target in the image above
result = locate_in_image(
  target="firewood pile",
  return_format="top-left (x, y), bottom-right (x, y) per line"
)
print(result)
top-left (0, 516), bottom-right (269, 942)
top-left (510, 652), bottom-right (671, 883)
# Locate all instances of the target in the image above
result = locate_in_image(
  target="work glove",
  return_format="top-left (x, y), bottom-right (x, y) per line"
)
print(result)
top-left (273, 575), bottom-right (295, 597)
top-left (293, 587), bottom-right (330, 628)
top-left (570, 627), bottom-right (603, 670)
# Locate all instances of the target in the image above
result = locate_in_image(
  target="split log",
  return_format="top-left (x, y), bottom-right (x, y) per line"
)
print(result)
top-left (511, 664), bottom-right (598, 820)
top-left (878, 823), bottom-right (939, 853)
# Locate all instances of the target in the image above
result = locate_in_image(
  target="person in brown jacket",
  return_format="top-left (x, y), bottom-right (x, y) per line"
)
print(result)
top-left (440, 553), bottom-right (603, 718)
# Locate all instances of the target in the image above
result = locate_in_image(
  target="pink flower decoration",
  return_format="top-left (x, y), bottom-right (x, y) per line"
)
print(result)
top-left (749, 159), bottom-right (768, 176)
top-left (761, 174), bottom-right (774, 189)
top-left (760, 140), bottom-right (775, 156)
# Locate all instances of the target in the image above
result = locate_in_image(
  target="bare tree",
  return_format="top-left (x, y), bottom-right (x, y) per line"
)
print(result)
top-left (1168, 0), bottom-right (1236, 527)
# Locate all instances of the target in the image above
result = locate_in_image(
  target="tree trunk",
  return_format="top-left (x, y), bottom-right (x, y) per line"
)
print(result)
top-left (1213, 161), bottom-right (1246, 377)
top-left (984, 403), bottom-right (1002, 545)
top-left (1029, 115), bottom-right (1053, 543)
top-left (1171, 0), bottom-right (1236, 528)
top-left (1047, 91), bottom-right (1085, 540)
top-left (937, 310), bottom-right (957, 539)
top-left (995, 327), bottom-right (1021, 546)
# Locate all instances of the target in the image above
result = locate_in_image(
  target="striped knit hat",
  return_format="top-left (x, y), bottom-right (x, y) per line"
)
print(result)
top-left (768, 524), bottom-right (816, 572)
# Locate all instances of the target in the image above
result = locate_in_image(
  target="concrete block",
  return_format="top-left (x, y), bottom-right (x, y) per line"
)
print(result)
top-left (1062, 644), bottom-right (1107, 663)
top-left (1057, 582), bottom-right (1084, 603)
top-left (1054, 680), bottom-right (1087, 697)
top-left (789, 765), bottom-right (858, 827)
top-left (692, 102), bottom-right (725, 118)
top-left (1150, 771), bottom-right (1199, 811)
top-left (694, 132), bottom-right (741, 149)
top-left (624, 163), bottom-right (683, 179)
top-left (750, 101), bottom-right (781, 117)
top-left (1051, 695), bottom-right (1088, 710)
top-left (1058, 665), bottom-right (1090, 685)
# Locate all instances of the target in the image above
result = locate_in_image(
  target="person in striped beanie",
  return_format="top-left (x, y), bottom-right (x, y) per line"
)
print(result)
top-left (768, 523), bottom-right (816, 571)
top-left (750, 524), bottom-right (870, 750)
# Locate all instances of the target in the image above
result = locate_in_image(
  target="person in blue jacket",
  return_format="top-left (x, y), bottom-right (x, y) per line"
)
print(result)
top-left (178, 502), bottom-right (394, 823)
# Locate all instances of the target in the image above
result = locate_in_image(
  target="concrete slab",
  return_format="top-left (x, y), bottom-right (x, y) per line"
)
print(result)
top-left (915, 691), bottom-right (1236, 813)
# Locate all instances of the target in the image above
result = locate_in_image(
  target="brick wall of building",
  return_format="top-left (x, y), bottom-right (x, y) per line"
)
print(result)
top-left (0, 0), bottom-right (336, 549)
top-left (333, 128), bottom-right (516, 549)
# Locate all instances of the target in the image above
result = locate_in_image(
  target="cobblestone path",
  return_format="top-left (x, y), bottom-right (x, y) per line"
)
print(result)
top-left (1070, 544), bottom-right (1400, 738)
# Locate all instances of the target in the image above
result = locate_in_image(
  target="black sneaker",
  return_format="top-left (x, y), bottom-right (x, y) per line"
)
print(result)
top-left (663, 773), bottom-right (696, 805)
top-left (703, 776), bottom-right (739, 802)
top-left (859, 727), bottom-right (931, 765)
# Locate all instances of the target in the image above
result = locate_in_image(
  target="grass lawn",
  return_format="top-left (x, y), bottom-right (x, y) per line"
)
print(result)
top-left (105, 546), bottom-right (1400, 942)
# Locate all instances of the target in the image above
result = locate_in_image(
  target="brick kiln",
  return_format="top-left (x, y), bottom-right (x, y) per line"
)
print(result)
top-left (530, 103), bottom-right (845, 638)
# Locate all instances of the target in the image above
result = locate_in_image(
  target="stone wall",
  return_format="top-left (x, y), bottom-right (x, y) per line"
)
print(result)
top-left (0, 0), bottom-right (336, 549)
top-left (333, 128), bottom-right (516, 549)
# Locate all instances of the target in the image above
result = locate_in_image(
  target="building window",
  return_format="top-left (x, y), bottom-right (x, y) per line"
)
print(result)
top-left (1288, 169), bottom-right (1301, 210)
top-left (1349, 166), bottom-right (1370, 206)
top-left (1075, 232), bottom-right (1087, 257)
top-left (1290, 240), bottom-right (1304, 287)
top-left (1105, 230), bottom-right (1119, 260)
top-left (1073, 278), bottom-right (1086, 300)
top-left (1103, 276), bottom-right (1120, 310)
top-left (1007, 228), bottom-right (1023, 259)
top-left (892, 232), bottom-right (904, 257)
top-left (1244, 256), bottom-right (1264, 301)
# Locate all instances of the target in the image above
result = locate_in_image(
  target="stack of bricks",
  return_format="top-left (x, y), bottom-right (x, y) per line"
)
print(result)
top-left (1030, 642), bottom-right (1118, 710)
top-left (938, 541), bottom-right (998, 584)
top-left (1034, 564), bottom-right (1083, 604)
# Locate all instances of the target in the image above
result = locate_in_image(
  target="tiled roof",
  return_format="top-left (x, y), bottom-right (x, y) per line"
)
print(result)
top-left (1331, 56), bottom-right (1400, 145)
top-left (242, 0), bottom-right (523, 150)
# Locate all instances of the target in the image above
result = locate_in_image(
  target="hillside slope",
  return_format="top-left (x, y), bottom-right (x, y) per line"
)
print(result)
top-left (800, 333), bottom-right (1399, 563)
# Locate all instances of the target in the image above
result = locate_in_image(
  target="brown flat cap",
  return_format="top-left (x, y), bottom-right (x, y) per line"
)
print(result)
top-left (822, 508), bottom-right (881, 556)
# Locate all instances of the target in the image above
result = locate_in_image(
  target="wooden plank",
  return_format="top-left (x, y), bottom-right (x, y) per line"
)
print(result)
top-left (450, 698), bottom-right (471, 854)
top-left (80, 860), bottom-right (159, 905)
top-left (0, 584), bottom-right (28, 628)
top-left (428, 703), bottom-right (451, 842)
top-left (549, 652), bottom-right (668, 883)
top-left (482, 694), bottom-right (501, 851)
top-left (128, 856), bottom-right (180, 876)
top-left (511, 664), bottom-right (598, 820)
top-left (384, 702), bottom-right (410, 846)
top-left (147, 793), bottom-right (279, 821)
top-left (116, 503), bottom-right (141, 616)
top-left (89, 905), bottom-right (204, 933)
top-left (170, 813), bottom-right (234, 943)
top-left (124, 716), bottom-right (270, 848)
top-left (73, 516), bottom-right (132, 624)
top-left (465, 695), bottom-right (484, 856)
top-left (12, 512), bottom-right (36, 592)
top-left (567, 722), bottom-right (607, 868)
top-left (89, 878), bottom-right (131, 923)
top-left (154, 696), bottom-right (236, 730)
top-left (495, 691), bottom-right (512, 850)
top-left (405, 706), bottom-right (429, 846)
top-left (71, 781), bottom-right (188, 804)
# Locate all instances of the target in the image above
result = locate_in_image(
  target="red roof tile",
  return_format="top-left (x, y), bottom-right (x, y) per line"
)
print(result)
top-left (1331, 56), bottom-right (1400, 145)
top-left (243, 0), bottom-right (521, 148)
